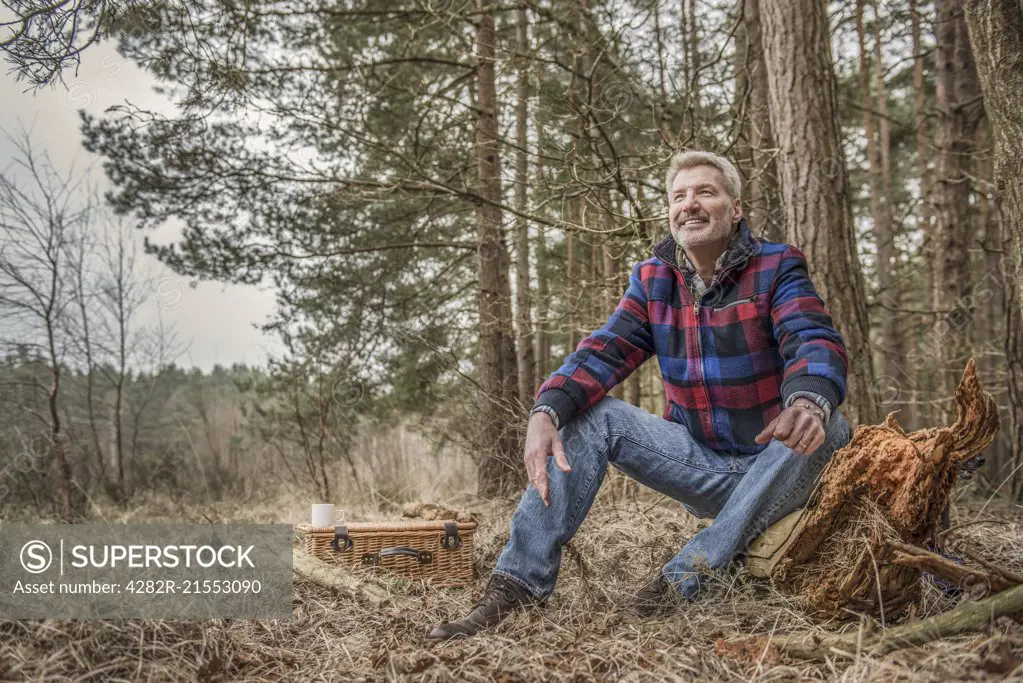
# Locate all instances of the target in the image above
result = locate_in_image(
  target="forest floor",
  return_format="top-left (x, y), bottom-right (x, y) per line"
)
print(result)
top-left (1, 490), bottom-right (1021, 682)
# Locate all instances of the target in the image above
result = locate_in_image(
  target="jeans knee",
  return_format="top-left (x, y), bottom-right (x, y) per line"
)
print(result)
top-left (567, 396), bottom-right (620, 437)
top-left (559, 397), bottom-right (629, 463)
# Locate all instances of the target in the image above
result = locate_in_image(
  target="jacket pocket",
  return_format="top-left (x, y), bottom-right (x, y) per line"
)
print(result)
top-left (711, 294), bottom-right (760, 312)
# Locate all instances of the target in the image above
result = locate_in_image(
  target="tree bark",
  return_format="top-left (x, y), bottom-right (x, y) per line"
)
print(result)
top-left (962, 0), bottom-right (1023, 499)
top-left (909, 0), bottom-right (933, 431)
top-left (679, 0), bottom-right (697, 143)
top-left (533, 48), bottom-right (550, 393)
top-left (513, 6), bottom-right (536, 407)
top-left (857, 0), bottom-right (903, 412)
top-left (567, 222), bottom-right (579, 354)
top-left (474, 0), bottom-right (523, 498)
top-left (931, 0), bottom-right (985, 423)
top-left (759, 0), bottom-right (879, 425)
top-left (736, 0), bottom-right (783, 243)
top-left (1006, 270), bottom-right (1023, 501)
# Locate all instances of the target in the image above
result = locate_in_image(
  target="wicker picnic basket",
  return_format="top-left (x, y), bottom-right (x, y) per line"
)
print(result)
top-left (296, 520), bottom-right (476, 587)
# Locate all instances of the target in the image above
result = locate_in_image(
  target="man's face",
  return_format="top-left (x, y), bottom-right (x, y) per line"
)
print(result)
top-left (668, 165), bottom-right (742, 248)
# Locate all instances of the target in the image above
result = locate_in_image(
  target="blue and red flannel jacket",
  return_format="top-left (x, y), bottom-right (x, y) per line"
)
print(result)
top-left (534, 218), bottom-right (849, 455)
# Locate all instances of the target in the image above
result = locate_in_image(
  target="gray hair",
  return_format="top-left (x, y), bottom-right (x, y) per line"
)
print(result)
top-left (665, 150), bottom-right (742, 200)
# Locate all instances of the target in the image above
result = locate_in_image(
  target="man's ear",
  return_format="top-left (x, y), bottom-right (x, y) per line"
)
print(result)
top-left (732, 197), bottom-right (743, 223)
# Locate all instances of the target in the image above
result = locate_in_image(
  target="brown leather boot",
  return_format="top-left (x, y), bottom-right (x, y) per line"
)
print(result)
top-left (622, 572), bottom-right (670, 619)
top-left (427, 574), bottom-right (538, 639)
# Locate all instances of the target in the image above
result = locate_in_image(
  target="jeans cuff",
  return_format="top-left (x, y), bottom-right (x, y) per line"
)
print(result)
top-left (491, 569), bottom-right (545, 601)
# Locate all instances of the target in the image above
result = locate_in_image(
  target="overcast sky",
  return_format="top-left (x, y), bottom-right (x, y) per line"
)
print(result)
top-left (1, 44), bottom-right (284, 373)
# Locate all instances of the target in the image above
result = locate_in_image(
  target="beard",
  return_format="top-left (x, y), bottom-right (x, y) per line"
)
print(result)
top-left (670, 211), bottom-right (735, 248)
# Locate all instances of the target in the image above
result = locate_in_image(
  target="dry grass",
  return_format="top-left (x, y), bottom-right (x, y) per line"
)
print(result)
top-left (1, 489), bottom-right (1021, 682)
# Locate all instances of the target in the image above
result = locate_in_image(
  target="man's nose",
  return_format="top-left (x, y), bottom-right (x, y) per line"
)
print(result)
top-left (681, 192), bottom-right (699, 212)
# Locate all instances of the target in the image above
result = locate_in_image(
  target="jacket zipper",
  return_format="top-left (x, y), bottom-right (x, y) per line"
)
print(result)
top-left (711, 294), bottom-right (759, 311)
top-left (692, 297), bottom-right (714, 440)
top-left (679, 243), bottom-right (756, 445)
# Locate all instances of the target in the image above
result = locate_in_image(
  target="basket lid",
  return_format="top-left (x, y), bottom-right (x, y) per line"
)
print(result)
top-left (297, 519), bottom-right (475, 533)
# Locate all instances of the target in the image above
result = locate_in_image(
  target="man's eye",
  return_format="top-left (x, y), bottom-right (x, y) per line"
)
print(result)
top-left (699, 190), bottom-right (713, 196)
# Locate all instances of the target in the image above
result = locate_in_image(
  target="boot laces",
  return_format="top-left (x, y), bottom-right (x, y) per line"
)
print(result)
top-left (477, 576), bottom-right (521, 609)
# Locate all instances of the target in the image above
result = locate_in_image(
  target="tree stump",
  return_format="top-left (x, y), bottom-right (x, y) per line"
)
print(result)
top-left (770, 359), bottom-right (1000, 615)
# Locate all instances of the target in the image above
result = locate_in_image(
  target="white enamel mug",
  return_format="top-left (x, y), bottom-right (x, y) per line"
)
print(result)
top-left (311, 503), bottom-right (336, 527)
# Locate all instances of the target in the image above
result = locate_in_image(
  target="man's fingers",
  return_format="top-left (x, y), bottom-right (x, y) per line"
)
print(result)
top-left (792, 423), bottom-right (824, 455)
top-left (536, 468), bottom-right (550, 506)
top-left (773, 409), bottom-right (798, 441)
top-left (755, 417), bottom-right (778, 443)
top-left (782, 423), bottom-right (805, 449)
top-left (806, 427), bottom-right (826, 455)
top-left (524, 452), bottom-right (551, 506)
top-left (786, 414), bottom-right (817, 450)
top-left (810, 431), bottom-right (826, 455)
top-left (552, 438), bottom-right (571, 473)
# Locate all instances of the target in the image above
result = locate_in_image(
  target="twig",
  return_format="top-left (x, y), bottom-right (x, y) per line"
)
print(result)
top-left (887, 540), bottom-right (1016, 594)
top-left (955, 546), bottom-right (1023, 586)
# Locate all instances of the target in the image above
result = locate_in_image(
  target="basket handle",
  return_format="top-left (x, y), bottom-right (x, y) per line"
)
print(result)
top-left (361, 546), bottom-right (433, 566)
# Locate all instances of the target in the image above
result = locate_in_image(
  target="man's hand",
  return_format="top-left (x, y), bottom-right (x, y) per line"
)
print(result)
top-left (755, 399), bottom-right (825, 455)
top-left (524, 412), bottom-right (571, 507)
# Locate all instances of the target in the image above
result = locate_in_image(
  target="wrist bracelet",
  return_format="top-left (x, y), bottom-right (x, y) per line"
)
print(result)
top-left (794, 402), bottom-right (825, 423)
top-left (529, 405), bottom-right (560, 429)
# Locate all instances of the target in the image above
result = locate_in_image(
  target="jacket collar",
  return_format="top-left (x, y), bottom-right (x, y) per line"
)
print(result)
top-left (653, 217), bottom-right (758, 280)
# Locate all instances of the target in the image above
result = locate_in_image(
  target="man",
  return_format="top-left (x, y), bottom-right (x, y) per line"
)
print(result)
top-left (428, 150), bottom-right (853, 639)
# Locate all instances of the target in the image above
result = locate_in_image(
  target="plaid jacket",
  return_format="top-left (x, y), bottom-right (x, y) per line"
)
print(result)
top-left (534, 218), bottom-right (848, 454)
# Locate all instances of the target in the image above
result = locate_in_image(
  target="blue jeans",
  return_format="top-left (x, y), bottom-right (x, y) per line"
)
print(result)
top-left (493, 397), bottom-right (852, 601)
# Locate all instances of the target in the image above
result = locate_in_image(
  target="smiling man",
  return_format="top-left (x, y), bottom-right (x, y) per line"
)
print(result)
top-left (428, 150), bottom-right (853, 639)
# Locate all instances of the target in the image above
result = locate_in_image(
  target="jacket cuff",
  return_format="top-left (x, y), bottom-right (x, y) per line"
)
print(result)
top-left (780, 375), bottom-right (842, 412)
top-left (533, 389), bottom-right (579, 429)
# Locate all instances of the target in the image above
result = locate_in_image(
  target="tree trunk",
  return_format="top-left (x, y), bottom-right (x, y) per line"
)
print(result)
top-left (683, 0), bottom-right (701, 144)
top-left (513, 6), bottom-right (536, 407)
top-left (534, 222), bottom-right (550, 392)
top-left (567, 224), bottom-right (579, 353)
top-left (605, 242), bottom-right (624, 399)
top-left (733, 1), bottom-right (752, 188)
top-left (962, 0), bottom-right (1023, 499)
top-left (909, 0), bottom-right (932, 431)
top-left (857, 0), bottom-right (902, 413)
top-left (1006, 269), bottom-right (1023, 501)
top-left (759, 0), bottom-right (879, 425)
top-left (46, 327), bottom-right (73, 522)
top-left (870, 0), bottom-right (902, 387)
top-left (533, 49), bottom-right (550, 393)
top-left (474, 0), bottom-right (522, 498)
top-left (931, 0), bottom-right (985, 423)
top-left (736, 0), bottom-right (783, 243)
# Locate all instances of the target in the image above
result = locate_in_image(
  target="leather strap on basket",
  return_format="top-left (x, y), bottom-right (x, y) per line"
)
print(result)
top-left (441, 521), bottom-right (462, 550)
top-left (361, 547), bottom-right (433, 566)
top-left (331, 525), bottom-right (353, 552)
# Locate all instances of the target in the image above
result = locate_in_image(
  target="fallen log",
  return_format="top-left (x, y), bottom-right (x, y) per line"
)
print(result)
top-left (717, 583), bottom-right (1023, 662)
top-left (292, 549), bottom-right (393, 607)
